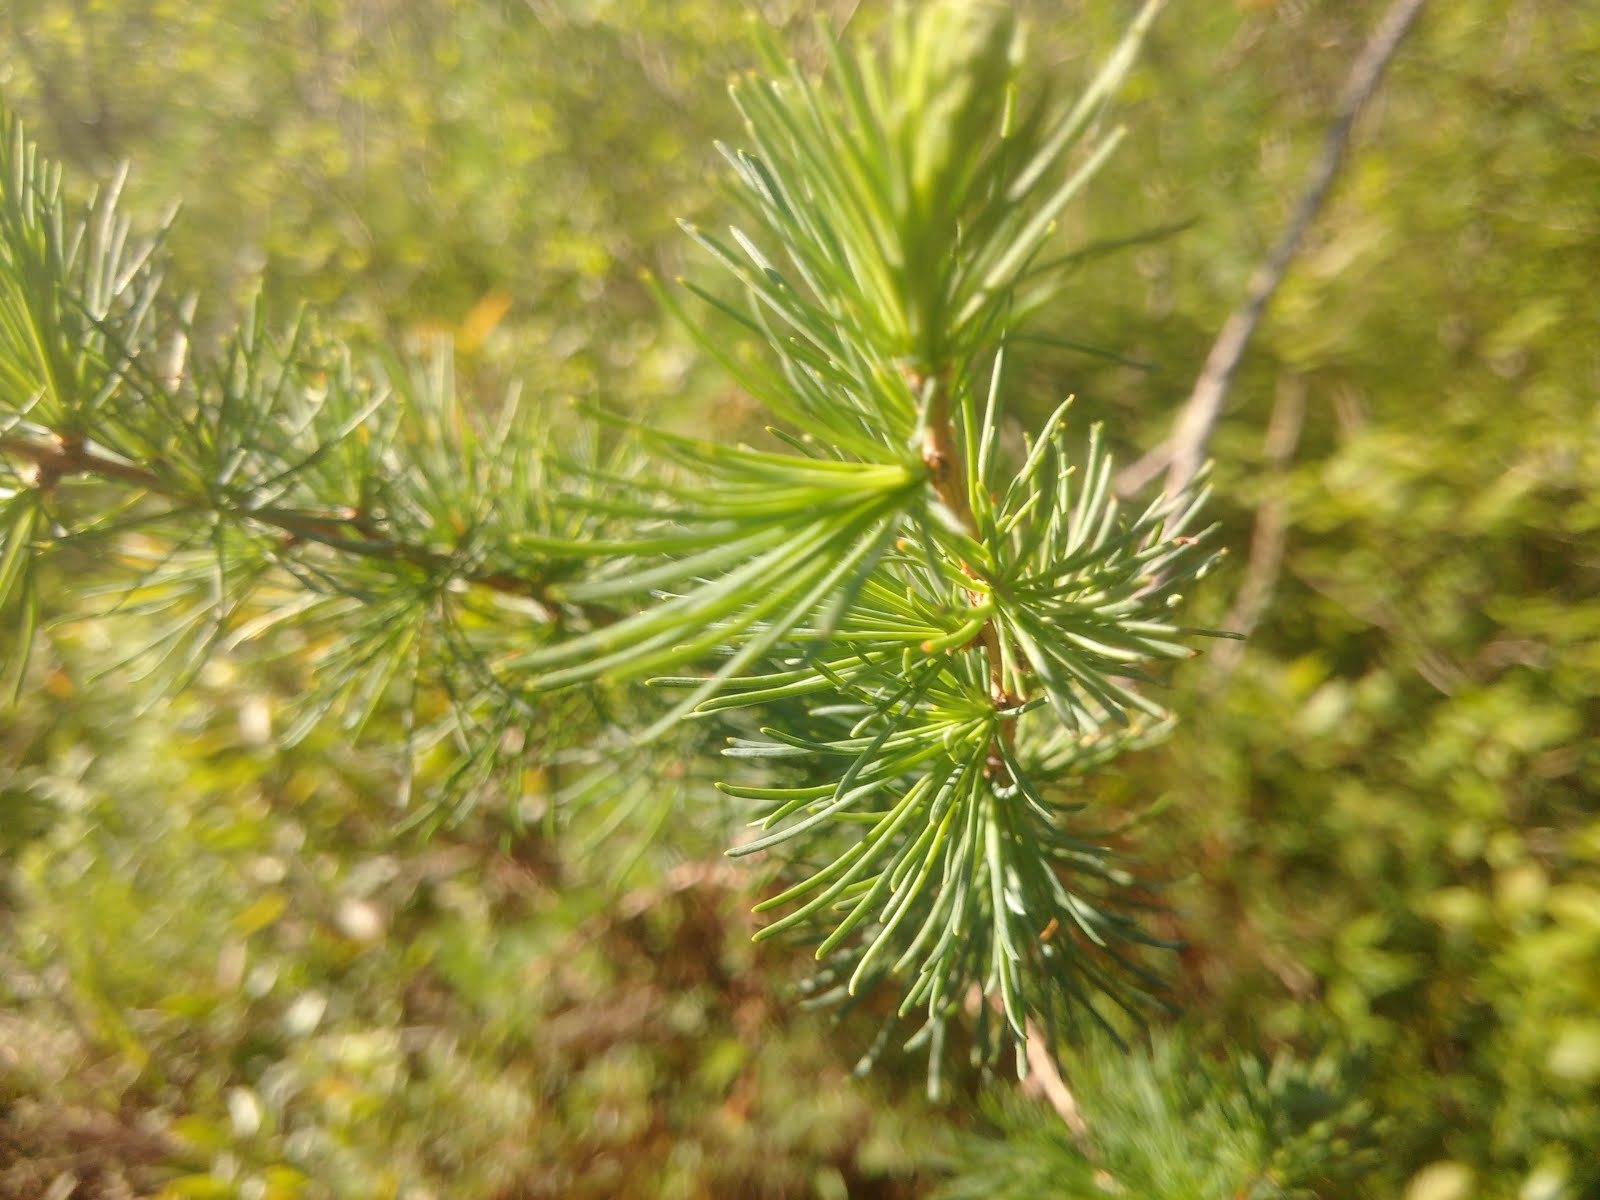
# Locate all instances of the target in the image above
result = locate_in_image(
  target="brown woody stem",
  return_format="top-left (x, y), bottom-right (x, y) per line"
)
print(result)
top-left (912, 372), bottom-right (1021, 773)
top-left (0, 432), bottom-right (560, 607)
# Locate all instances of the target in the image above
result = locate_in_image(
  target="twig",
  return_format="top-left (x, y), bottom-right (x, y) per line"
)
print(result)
top-left (959, 984), bottom-right (1092, 1145)
top-left (1021, 1017), bottom-right (1091, 1143)
top-left (959, 985), bottom-right (1092, 1145)
top-left (1207, 372), bottom-right (1305, 677)
top-left (0, 432), bottom-right (561, 605)
top-left (1116, 0), bottom-right (1428, 498)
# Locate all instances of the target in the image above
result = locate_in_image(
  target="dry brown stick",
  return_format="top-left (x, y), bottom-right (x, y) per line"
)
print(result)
top-left (959, 985), bottom-right (1091, 1146)
top-left (1207, 372), bottom-right (1306, 677)
top-left (1116, 0), bottom-right (1429, 499)
top-left (1021, 1017), bottom-right (1091, 1142)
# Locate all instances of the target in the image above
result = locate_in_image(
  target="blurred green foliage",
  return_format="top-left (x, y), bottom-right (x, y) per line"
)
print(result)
top-left (1084, 4), bottom-right (1600, 1195)
top-left (1, 1), bottom-right (1596, 1197)
top-left (939, 1031), bottom-right (1381, 1199)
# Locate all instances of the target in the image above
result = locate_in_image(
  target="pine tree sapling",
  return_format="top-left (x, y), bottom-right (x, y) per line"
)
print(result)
top-left (0, 0), bottom-right (1228, 1089)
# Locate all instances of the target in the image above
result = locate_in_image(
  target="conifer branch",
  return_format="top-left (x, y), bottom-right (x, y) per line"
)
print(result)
top-left (0, 1), bottom-right (1233, 1090)
top-left (0, 431), bottom-right (561, 603)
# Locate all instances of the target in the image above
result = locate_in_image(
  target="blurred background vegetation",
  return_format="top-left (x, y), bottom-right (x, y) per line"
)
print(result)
top-left (0, 0), bottom-right (1595, 1196)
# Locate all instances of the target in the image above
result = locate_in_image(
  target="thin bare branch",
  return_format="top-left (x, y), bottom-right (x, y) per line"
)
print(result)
top-left (1207, 372), bottom-right (1306, 677)
top-left (1021, 1017), bottom-right (1091, 1143)
top-left (1117, 0), bottom-right (1428, 499)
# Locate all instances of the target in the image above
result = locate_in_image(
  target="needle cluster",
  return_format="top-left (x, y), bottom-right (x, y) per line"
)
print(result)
top-left (0, 0), bottom-right (1226, 1086)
